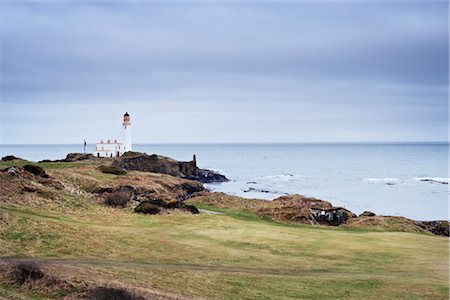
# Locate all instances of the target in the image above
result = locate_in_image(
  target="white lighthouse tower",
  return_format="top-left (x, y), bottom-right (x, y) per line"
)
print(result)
top-left (122, 112), bottom-right (132, 152)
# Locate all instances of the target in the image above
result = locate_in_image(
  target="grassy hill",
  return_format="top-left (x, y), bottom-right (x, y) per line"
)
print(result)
top-left (0, 159), bottom-right (448, 299)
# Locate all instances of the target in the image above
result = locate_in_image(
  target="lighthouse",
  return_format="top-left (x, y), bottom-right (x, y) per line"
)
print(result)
top-left (122, 112), bottom-right (132, 152)
top-left (93, 113), bottom-right (132, 157)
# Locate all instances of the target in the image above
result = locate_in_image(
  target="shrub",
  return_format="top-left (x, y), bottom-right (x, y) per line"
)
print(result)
top-left (10, 261), bottom-right (44, 285)
top-left (98, 165), bottom-right (127, 175)
top-left (134, 201), bottom-right (161, 214)
top-left (104, 192), bottom-right (130, 207)
top-left (184, 204), bottom-right (200, 214)
top-left (145, 198), bottom-right (168, 208)
top-left (86, 286), bottom-right (144, 300)
top-left (23, 164), bottom-right (49, 178)
top-left (165, 199), bottom-right (179, 208)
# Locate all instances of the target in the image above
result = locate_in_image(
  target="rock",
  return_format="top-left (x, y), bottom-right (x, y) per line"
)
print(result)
top-left (243, 187), bottom-right (271, 193)
top-left (1, 155), bottom-right (21, 161)
top-left (3, 167), bottom-right (18, 176)
top-left (97, 165), bottom-right (126, 175)
top-left (112, 152), bottom-right (228, 183)
top-left (257, 194), bottom-right (356, 226)
top-left (186, 169), bottom-right (229, 184)
top-left (180, 182), bottom-right (204, 196)
top-left (135, 198), bottom-right (200, 214)
top-left (418, 221), bottom-right (449, 237)
top-left (23, 165), bottom-right (49, 178)
top-left (420, 179), bottom-right (448, 185)
top-left (359, 211), bottom-right (376, 217)
top-left (310, 207), bottom-right (356, 226)
top-left (243, 187), bottom-right (287, 195)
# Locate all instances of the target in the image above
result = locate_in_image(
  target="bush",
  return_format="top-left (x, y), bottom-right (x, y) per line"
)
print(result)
top-left (145, 198), bottom-right (168, 208)
top-left (165, 199), bottom-right (179, 208)
top-left (98, 165), bottom-right (127, 175)
top-left (86, 286), bottom-right (144, 300)
top-left (184, 204), bottom-right (200, 214)
top-left (104, 192), bottom-right (130, 207)
top-left (23, 164), bottom-right (49, 178)
top-left (10, 261), bottom-right (44, 285)
top-left (134, 201), bottom-right (161, 214)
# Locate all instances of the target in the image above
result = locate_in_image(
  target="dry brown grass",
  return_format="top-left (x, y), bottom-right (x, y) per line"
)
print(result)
top-left (344, 216), bottom-right (429, 233)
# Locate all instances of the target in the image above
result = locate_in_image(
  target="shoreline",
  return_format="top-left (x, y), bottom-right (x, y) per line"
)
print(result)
top-left (1, 152), bottom-right (449, 235)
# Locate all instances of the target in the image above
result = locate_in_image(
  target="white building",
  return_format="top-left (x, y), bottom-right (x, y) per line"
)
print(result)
top-left (94, 112), bottom-right (132, 158)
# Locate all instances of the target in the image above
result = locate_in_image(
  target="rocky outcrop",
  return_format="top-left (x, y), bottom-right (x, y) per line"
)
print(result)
top-left (310, 207), bottom-right (356, 226)
top-left (112, 152), bottom-right (228, 183)
top-left (418, 221), bottom-right (449, 237)
top-left (257, 194), bottom-right (356, 226)
top-left (135, 199), bottom-right (199, 215)
top-left (92, 179), bottom-right (204, 202)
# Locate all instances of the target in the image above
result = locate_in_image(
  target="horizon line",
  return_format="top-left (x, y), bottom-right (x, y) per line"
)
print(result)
top-left (1, 141), bottom-right (448, 146)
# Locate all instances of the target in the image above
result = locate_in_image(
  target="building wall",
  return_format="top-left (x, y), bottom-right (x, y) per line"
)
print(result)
top-left (94, 142), bottom-right (124, 157)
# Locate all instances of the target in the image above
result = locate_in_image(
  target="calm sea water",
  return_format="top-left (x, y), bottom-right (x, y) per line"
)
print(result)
top-left (1, 143), bottom-right (448, 220)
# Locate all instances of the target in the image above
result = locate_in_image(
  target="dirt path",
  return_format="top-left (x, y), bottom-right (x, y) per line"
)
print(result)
top-left (0, 257), bottom-right (371, 277)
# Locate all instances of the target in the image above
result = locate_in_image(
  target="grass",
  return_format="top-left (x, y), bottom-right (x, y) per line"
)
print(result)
top-left (0, 159), bottom-right (98, 170)
top-left (0, 160), bottom-right (448, 299)
top-left (0, 201), bottom-right (448, 299)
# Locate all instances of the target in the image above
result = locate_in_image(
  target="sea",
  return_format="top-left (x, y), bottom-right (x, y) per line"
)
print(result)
top-left (1, 143), bottom-right (448, 221)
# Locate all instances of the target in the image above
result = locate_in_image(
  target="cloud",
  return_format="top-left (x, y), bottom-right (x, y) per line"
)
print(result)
top-left (0, 2), bottom-right (447, 143)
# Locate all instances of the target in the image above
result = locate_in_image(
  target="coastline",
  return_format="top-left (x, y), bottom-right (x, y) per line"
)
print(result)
top-left (0, 152), bottom-right (448, 299)
top-left (1, 152), bottom-right (448, 234)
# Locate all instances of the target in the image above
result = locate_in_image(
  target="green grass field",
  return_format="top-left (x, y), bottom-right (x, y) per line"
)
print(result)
top-left (0, 201), bottom-right (448, 299)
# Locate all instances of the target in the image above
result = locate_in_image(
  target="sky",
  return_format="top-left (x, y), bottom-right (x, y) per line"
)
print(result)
top-left (0, 1), bottom-right (448, 144)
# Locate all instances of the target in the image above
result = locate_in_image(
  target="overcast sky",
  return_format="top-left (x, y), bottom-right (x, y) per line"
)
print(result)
top-left (0, 1), bottom-right (448, 144)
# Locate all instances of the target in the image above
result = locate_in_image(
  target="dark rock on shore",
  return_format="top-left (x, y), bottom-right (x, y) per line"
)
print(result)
top-left (419, 178), bottom-right (448, 185)
top-left (418, 221), bottom-right (449, 237)
top-left (243, 187), bottom-right (288, 195)
top-left (185, 169), bottom-right (229, 183)
top-left (243, 187), bottom-right (271, 193)
top-left (310, 207), bottom-right (356, 226)
top-left (112, 152), bottom-right (228, 183)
